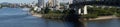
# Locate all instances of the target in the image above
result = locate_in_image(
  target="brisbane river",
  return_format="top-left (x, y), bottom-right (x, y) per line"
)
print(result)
top-left (0, 8), bottom-right (120, 27)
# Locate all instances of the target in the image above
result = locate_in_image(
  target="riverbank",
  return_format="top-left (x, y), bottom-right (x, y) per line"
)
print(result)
top-left (31, 11), bottom-right (65, 19)
top-left (30, 9), bottom-right (119, 21)
top-left (84, 15), bottom-right (119, 21)
top-left (31, 11), bottom-right (119, 21)
top-left (30, 11), bottom-right (42, 18)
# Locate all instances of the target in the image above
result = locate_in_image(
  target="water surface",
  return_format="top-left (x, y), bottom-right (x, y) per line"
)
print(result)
top-left (87, 18), bottom-right (120, 27)
top-left (1, 8), bottom-right (120, 27)
top-left (0, 8), bottom-right (83, 27)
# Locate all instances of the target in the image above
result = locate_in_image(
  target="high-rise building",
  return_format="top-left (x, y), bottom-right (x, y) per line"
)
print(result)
top-left (68, 0), bottom-right (73, 4)
top-left (38, 0), bottom-right (44, 8)
top-left (48, 0), bottom-right (59, 8)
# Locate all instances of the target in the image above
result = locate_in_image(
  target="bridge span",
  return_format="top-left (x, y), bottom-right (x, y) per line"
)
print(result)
top-left (69, 1), bottom-right (120, 15)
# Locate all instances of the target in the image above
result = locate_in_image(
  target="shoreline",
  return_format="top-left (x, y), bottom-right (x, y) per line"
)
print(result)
top-left (30, 11), bottom-right (42, 18)
top-left (30, 11), bottom-right (119, 21)
top-left (84, 15), bottom-right (119, 21)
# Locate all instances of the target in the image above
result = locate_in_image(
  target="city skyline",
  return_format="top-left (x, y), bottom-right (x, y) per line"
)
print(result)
top-left (0, 0), bottom-right (71, 3)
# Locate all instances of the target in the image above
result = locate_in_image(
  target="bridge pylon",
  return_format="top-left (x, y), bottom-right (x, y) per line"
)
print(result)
top-left (78, 5), bottom-right (88, 15)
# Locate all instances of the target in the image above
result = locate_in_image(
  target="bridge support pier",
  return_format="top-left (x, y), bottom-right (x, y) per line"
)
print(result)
top-left (78, 5), bottom-right (88, 15)
top-left (83, 5), bottom-right (88, 15)
top-left (78, 8), bottom-right (81, 14)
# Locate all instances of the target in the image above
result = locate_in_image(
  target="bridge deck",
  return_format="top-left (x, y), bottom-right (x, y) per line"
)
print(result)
top-left (70, 1), bottom-right (120, 6)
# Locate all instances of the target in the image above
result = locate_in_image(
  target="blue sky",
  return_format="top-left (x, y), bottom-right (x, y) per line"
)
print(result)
top-left (0, 0), bottom-right (70, 3)
top-left (0, 0), bottom-right (38, 3)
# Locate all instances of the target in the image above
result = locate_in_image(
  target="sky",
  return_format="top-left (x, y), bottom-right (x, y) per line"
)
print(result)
top-left (0, 0), bottom-right (38, 3)
top-left (0, 0), bottom-right (71, 3)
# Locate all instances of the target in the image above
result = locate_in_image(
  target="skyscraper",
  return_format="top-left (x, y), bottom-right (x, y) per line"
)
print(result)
top-left (38, 0), bottom-right (44, 8)
top-left (68, 0), bottom-right (73, 4)
top-left (48, 0), bottom-right (59, 7)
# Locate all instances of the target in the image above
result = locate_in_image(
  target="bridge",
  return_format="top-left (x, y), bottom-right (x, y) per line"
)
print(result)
top-left (69, 0), bottom-right (120, 15)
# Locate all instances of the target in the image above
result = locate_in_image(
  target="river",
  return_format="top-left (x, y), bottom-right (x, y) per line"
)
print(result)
top-left (0, 8), bottom-right (84, 27)
top-left (0, 8), bottom-right (120, 27)
top-left (87, 18), bottom-right (120, 27)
